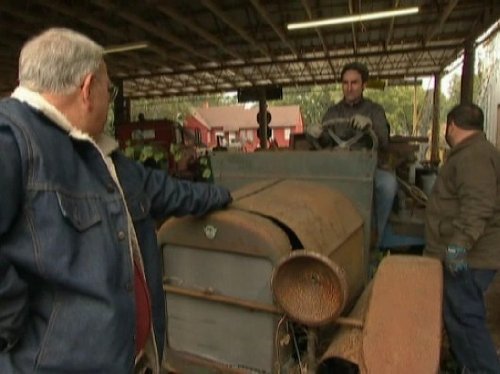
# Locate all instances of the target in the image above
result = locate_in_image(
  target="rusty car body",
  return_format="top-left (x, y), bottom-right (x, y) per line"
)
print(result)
top-left (158, 148), bottom-right (443, 373)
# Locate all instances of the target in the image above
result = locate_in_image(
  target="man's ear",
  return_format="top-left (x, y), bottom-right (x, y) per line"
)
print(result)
top-left (80, 73), bottom-right (94, 109)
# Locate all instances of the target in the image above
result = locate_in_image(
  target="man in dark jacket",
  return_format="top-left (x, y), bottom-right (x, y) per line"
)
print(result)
top-left (0, 28), bottom-right (232, 373)
top-left (425, 103), bottom-right (500, 373)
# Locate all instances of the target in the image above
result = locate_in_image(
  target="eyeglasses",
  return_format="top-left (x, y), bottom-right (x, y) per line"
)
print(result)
top-left (108, 83), bottom-right (118, 102)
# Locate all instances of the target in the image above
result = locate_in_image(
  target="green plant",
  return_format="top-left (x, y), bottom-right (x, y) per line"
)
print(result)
top-left (197, 153), bottom-right (213, 181)
top-left (124, 141), bottom-right (168, 169)
top-left (169, 143), bottom-right (213, 181)
top-left (169, 143), bottom-right (183, 163)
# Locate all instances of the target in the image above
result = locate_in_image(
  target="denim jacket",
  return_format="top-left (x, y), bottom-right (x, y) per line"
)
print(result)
top-left (0, 92), bottom-right (231, 373)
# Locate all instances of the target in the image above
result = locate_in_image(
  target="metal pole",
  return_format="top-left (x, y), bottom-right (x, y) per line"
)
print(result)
top-left (430, 73), bottom-right (441, 166)
top-left (412, 78), bottom-right (418, 136)
top-left (259, 88), bottom-right (268, 149)
top-left (113, 79), bottom-right (126, 125)
top-left (460, 39), bottom-right (475, 104)
top-left (306, 328), bottom-right (318, 374)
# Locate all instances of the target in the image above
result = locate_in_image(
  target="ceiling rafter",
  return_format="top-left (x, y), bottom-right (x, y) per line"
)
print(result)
top-left (91, 1), bottom-right (212, 63)
top-left (424, 0), bottom-right (459, 46)
top-left (249, 0), bottom-right (297, 56)
top-left (0, 2), bottom-right (143, 84)
top-left (125, 54), bottom-right (453, 93)
top-left (299, 0), bottom-right (335, 82)
top-left (384, 0), bottom-right (400, 50)
top-left (123, 40), bottom-right (463, 81)
top-left (200, 0), bottom-right (272, 59)
top-left (199, 0), bottom-right (292, 85)
top-left (248, 0), bottom-right (299, 84)
top-left (124, 63), bottom-right (448, 99)
top-left (348, 0), bottom-right (359, 54)
top-left (155, 4), bottom-right (242, 61)
top-left (90, 1), bottom-right (240, 90)
top-left (29, 0), bottom-right (151, 72)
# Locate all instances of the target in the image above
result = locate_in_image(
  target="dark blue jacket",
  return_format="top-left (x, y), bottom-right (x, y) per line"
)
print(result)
top-left (0, 98), bottom-right (231, 373)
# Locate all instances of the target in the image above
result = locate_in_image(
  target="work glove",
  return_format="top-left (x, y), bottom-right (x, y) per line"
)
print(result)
top-left (445, 244), bottom-right (468, 275)
top-left (350, 114), bottom-right (372, 130)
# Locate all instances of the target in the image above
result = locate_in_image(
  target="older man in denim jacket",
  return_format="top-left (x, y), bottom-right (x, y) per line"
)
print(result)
top-left (0, 28), bottom-right (232, 373)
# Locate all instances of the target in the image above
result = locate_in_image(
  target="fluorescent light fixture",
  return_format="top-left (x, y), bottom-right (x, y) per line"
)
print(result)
top-left (104, 42), bottom-right (149, 54)
top-left (287, 6), bottom-right (419, 30)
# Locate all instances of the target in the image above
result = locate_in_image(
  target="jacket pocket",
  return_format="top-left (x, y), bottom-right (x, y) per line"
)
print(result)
top-left (35, 294), bottom-right (122, 371)
top-left (127, 193), bottom-right (150, 222)
top-left (56, 192), bottom-right (101, 231)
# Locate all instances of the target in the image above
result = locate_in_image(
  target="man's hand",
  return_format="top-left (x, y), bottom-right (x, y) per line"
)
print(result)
top-left (445, 245), bottom-right (468, 275)
top-left (350, 114), bottom-right (372, 130)
top-left (306, 123), bottom-right (324, 139)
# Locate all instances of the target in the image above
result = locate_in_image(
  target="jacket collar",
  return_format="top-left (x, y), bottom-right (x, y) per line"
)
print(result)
top-left (448, 132), bottom-right (485, 157)
top-left (11, 86), bottom-right (118, 156)
top-left (340, 96), bottom-right (365, 108)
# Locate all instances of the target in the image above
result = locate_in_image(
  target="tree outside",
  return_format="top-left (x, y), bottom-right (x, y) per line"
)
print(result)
top-left (121, 71), bottom-right (485, 141)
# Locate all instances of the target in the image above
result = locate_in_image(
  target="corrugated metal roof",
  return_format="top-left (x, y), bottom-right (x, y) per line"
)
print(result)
top-left (0, 1), bottom-right (498, 99)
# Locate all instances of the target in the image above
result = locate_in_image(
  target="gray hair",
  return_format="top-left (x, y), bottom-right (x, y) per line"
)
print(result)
top-left (19, 28), bottom-right (104, 94)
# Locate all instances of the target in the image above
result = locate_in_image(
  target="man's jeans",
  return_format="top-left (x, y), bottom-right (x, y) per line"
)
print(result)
top-left (443, 268), bottom-right (500, 373)
top-left (374, 168), bottom-right (398, 247)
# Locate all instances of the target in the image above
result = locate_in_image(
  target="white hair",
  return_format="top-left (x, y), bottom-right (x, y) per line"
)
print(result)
top-left (19, 28), bottom-right (104, 94)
